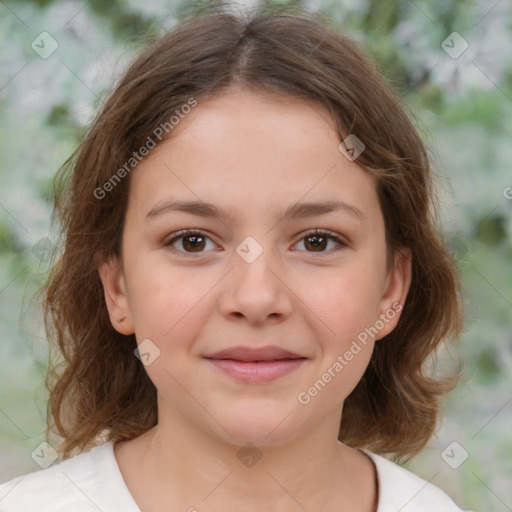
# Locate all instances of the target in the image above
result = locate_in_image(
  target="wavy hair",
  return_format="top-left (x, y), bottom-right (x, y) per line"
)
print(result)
top-left (40, 4), bottom-right (463, 461)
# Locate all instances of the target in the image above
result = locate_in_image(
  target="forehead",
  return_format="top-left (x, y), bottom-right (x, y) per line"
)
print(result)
top-left (127, 87), bottom-right (381, 225)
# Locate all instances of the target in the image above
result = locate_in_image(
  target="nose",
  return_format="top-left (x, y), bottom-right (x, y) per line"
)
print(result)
top-left (218, 243), bottom-right (293, 326)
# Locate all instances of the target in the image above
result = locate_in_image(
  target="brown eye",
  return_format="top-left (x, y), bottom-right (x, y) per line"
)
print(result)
top-left (180, 234), bottom-right (206, 252)
top-left (293, 230), bottom-right (346, 254)
top-left (304, 234), bottom-right (328, 252)
top-left (165, 230), bottom-right (216, 256)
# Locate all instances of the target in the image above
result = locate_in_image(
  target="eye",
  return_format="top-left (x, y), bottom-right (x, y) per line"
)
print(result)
top-left (164, 228), bottom-right (347, 258)
top-left (164, 230), bottom-right (218, 257)
top-left (292, 229), bottom-right (347, 254)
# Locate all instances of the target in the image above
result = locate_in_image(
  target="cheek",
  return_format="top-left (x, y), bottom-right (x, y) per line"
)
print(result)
top-left (303, 263), bottom-right (384, 340)
top-left (300, 275), bottom-right (379, 406)
top-left (127, 258), bottom-right (214, 340)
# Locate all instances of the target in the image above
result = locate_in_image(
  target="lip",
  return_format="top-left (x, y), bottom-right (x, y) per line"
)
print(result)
top-left (204, 345), bottom-right (307, 383)
top-left (206, 358), bottom-right (307, 383)
top-left (204, 345), bottom-right (304, 362)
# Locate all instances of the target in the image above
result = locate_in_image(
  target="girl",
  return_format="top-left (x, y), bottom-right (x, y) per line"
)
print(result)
top-left (0, 5), bottom-right (474, 511)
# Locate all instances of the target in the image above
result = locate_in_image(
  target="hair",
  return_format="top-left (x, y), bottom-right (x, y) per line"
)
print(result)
top-left (40, 3), bottom-right (463, 461)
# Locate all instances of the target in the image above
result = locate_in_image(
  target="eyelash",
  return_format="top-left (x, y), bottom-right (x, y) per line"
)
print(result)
top-left (163, 229), bottom-right (348, 258)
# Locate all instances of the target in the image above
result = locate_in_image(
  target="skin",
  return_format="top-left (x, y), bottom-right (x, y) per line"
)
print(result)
top-left (98, 86), bottom-right (412, 512)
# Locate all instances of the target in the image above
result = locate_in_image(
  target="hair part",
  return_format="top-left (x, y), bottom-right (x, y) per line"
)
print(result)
top-left (41, 4), bottom-right (463, 461)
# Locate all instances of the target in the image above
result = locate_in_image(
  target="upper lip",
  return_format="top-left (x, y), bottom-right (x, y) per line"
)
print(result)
top-left (204, 345), bottom-right (306, 362)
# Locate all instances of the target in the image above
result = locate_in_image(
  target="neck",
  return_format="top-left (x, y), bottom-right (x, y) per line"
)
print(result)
top-left (114, 395), bottom-right (377, 512)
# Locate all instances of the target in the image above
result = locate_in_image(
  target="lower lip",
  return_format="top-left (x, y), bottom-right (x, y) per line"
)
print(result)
top-left (206, 358), bottom-right (307, 383)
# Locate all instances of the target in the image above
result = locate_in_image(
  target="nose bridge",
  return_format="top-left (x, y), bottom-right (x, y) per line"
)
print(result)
top-left (234, 234), bottom-right (280, 296)
top-left (219, 234), bottom-right (292, 322)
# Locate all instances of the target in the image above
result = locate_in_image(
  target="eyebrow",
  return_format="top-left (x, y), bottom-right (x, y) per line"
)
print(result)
top-left (145, 199), bottom-right (367, 221)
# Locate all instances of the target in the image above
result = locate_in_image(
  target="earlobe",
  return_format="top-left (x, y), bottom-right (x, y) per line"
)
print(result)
top-left (96, 253), bottom-right (134, 335)
top-left (376, 248), bottom-right (412, 340)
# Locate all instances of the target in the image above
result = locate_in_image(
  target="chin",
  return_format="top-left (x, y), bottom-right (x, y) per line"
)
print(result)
top-left (211, 407), bottom-right (302, 448)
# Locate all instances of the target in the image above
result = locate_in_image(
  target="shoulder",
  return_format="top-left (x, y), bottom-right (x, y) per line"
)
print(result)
top-left (364, 450), bottom-right (474, 512)
top-left (0, 442), bottom-right (140, 512)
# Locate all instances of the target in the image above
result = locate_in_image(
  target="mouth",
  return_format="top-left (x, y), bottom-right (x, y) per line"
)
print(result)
top-left (204, 345), bottom-right (308, 383)
top-left (204, 345), bottom-right (305, 362)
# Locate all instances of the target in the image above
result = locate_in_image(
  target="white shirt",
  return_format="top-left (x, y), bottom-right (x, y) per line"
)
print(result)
top-left (0, 441), bottom-right (473, 511)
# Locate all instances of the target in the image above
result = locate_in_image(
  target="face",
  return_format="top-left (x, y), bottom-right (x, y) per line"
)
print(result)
top-left (98, 87), bottom-right (411, 448)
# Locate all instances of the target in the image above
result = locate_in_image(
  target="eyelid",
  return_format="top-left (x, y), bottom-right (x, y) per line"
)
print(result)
top-left (298, 228), bottom-right (347, 243)
top-left (163, 228), bottom-right (348, 258)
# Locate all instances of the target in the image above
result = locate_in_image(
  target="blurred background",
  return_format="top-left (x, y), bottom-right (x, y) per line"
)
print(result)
top-left (0, 0), bottom-right (511, 510)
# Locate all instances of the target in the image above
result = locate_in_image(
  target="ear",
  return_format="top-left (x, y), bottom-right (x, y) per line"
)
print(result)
top-left (96, 253), bottom-right (134, 335)
top-left (375, 247), bottom-right (412, 340)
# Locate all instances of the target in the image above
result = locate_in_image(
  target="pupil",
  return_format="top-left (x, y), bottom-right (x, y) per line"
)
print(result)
top-left (184, 235), bottom-right (204, 252)
top-left (307, 235), bottom-right (326, 251)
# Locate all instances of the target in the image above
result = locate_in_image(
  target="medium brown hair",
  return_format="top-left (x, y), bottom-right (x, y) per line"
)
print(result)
top-left (41, 4), bottom-right (463, 461)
